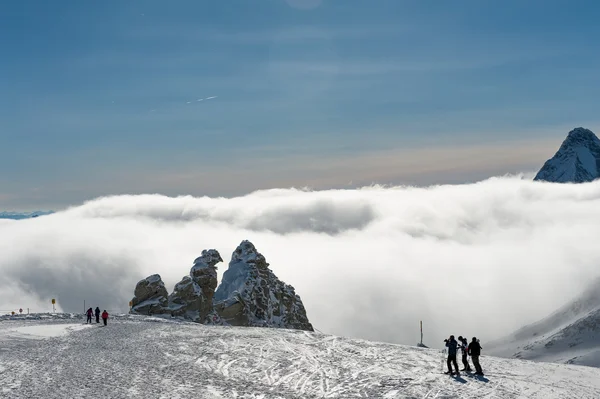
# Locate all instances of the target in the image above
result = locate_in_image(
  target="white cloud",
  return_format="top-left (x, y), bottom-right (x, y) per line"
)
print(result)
top-left (2, 176), bottom-right (600, 348)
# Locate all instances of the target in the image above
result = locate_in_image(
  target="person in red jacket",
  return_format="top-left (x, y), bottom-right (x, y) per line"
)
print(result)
top-left (101, 310), bottom-right (109, 326)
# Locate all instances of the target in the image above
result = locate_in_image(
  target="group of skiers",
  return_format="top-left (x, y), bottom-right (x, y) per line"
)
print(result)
top-left (444, 335), bottom-right (484, 377)
top-left (86, 307), bottom-right (109, 326)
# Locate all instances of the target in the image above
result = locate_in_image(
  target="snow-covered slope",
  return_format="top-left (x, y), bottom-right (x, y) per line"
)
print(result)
top-left (2, 314), bottom-right (600, 398)
top-left (488, 279), bottom-right (600, 367)
top-left (534, 127), bottom-right (600, 182)
top-left (0, 211), bottom-right (53, 220)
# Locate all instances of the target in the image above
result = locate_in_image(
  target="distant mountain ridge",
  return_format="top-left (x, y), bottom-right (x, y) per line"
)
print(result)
top-left (534, 127), bottom-right (600, 183)
top-left (0, 211), bottom-right (54, 220)
top-left (488, 278), bottom-right (600, 367)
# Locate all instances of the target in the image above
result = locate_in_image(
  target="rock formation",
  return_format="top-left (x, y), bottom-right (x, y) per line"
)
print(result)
top-left (214, 240), bottom-right (313, 331)
top-left (168, 249), bottom-right (223, 322)
top-left (130, 274), bottom-right (170, 315)
top-left (535, 127), bottom-right (600, 183)
top-left (130, 241), bottom-right (313, 331)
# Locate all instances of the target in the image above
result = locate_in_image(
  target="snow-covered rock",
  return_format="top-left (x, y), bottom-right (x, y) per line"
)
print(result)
top-left (214, 240), bottom-right (313, 331)
top-left (488, 278), bottom-right (600, 367)
top-left (168, 249), bottom-right (223, 322)
top-left (130, 274), bottom-right (170, 315)
top-left (534, 127), bottom-right (600, 183)
top-left (130, 242), bottom-right (312, 331)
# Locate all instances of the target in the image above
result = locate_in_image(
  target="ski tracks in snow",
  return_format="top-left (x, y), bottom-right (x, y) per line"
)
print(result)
top-left (2, 317), bottom-right (600, 398)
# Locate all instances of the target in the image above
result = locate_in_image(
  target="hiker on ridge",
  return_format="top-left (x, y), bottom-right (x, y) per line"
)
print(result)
top-left (95, 307), bottom-right (101, 324)
top-left (101, 310), bottom-right (109, 326)
top-left (86, 307), bottom-right (93, 324)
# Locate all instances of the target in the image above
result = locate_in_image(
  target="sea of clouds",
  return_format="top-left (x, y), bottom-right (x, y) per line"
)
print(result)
top-left (2, 175), bottom-right (600, 348)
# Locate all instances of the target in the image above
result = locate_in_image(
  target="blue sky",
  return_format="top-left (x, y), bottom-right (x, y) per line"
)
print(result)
top-left (2, 0), bottom-right (600, 209)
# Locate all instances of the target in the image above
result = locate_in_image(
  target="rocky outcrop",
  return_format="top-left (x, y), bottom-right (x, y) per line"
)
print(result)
top-left (534, 127), bottom-right (600, 183)
top-left (130, 274), bottom-right (170, 315)
top-left (168, 249), bottom-right (223, 322)
top-left (130, 241), bottom-right (313, 331)
top-left (214, 241), bottom-right (313, 331)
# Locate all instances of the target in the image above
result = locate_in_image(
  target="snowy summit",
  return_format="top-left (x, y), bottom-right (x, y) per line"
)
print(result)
top-left (534, 127), bottom-right (600, 183)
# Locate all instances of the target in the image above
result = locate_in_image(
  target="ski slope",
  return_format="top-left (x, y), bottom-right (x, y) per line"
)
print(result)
top-left (2, 314), bottom-right (600, 398)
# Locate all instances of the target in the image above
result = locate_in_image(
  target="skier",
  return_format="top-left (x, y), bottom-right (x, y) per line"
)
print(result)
top-left (468, 337), bottom-right (484, 376)
top-left (101, 310), bottom-right (109, 326)
top-left (86, 307), bottom-right (93, 324)
top-left (95, 307), bottom-right (101, 323)
top-left (458, 336), bottom-right (472, 372)
top-left (444, 335), bottom-right (460, 376)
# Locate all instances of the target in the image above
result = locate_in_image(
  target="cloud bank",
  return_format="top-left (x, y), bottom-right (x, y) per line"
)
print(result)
top-left (2, 176), bottom-right (600, 347)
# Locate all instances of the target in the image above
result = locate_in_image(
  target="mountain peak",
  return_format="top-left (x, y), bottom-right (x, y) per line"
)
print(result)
top-left (564, 127), bottom-right (600, 145)
top-left (534, 127), bottom-right (600, 183)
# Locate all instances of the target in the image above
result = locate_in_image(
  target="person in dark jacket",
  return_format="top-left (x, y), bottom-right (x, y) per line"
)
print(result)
top-left (468, 337), bottom-right (484, 375)
top-left (86, 308), bottom-right (93, 324)
top-left (101, 310), bottom-right (109, 326)
top-left (444, 335), bottom-right (460, 376)
top-left (458, 336), bottom-right (472, 372)
top-left (95, 307), bottom-right (101, 323)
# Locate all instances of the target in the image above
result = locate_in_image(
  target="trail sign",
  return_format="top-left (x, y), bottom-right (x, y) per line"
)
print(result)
top-left (51, 298), bottom-right (56, 304)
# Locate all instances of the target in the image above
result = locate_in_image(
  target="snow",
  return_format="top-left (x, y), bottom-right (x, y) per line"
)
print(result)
top-left (575, 146), bottom-right (597, 176)
top-left (145, 274), bottom-right (163, 285)
top-left (134, 297), bottom-right (164, 308)
top-left (535, 127), bottom-right (600, 183)
top-left (1, 314), bottom-right (600, 398)
top-left (213, 259), bottom-right (250, 302)
top-left (487, 278), bottom-right (600, 367)
top-left (191, 249), bottom-right (223, 273)
top-left (0, 323), bottom-right (92, 340)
